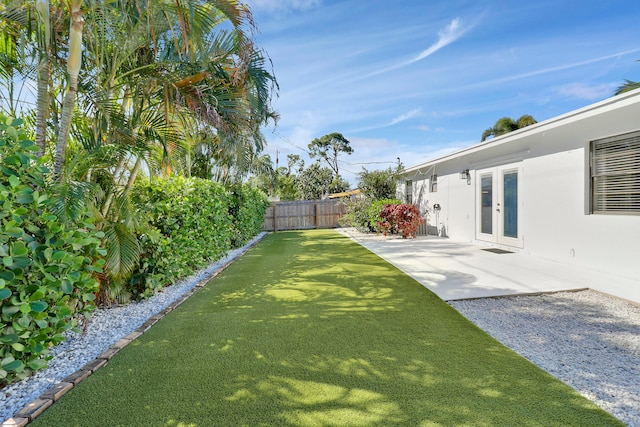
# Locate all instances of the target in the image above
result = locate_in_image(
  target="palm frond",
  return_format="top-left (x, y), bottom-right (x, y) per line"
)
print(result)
top-left (109, 190), bottom-right (139, 230)
top-left (49, 180), bottom-right (103, 224)
top-left (615, 79), bottom-right (640, 95)
top-left (103, 221), bottom-right (141, 280)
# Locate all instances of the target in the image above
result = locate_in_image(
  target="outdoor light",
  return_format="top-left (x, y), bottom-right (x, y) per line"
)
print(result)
top-left (460, 169), bottom-right (471, 185)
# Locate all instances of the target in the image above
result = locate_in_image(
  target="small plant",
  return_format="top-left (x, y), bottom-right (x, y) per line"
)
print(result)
top-left (378, 203), bottom-right (424, 238)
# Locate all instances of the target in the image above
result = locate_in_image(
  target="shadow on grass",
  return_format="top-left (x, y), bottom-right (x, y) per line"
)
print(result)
top-left (30, 230), bottom-right (623, 427)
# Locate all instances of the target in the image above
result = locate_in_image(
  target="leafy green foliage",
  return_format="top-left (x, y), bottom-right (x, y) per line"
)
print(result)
top-left (296, 163), bottom-right (334, 200)
top-left (615, 79), bottom-right (640, 95)
top-left (338, 197), bottom-right (373, 231)
top-left (130, 177), bottom-right (267, 298)
top-left (368, 198), bottom-right (402, 232)
top-left (340, 165), bottom-right (403, 232)
top-left (227, 184), bottom-right (269, 248)
top-left (275, 173), bottom-right (300, 201)
top-left (130, 177), bottom-right (233, 295)
top-left (481, 115), bottom-right (537, 141)
top-left (378, 203), bottom-right (424, 238)
top-left (339, 197), bottom-right (402, 233)
top-left (308, 132), bottom-right (352, 175)
top-left (0, 117), bottom-right (104, 385)
top-left (358, 165), bottom-right (402, 200)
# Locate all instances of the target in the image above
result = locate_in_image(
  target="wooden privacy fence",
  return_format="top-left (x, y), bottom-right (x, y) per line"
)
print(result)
top-left (263, 199), bottom-right (347, 231)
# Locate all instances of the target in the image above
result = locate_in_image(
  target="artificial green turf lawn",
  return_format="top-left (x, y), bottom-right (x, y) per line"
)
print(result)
top-left (31, 230), bottom-right (623, 426)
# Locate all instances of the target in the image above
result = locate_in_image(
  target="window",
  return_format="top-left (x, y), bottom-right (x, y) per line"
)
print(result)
top-left (429, 174), bottom-right (438, 193)
top-left (591, 131), bottom-right (640, 214)
top-left (405, 180), bottom-right (413, 204)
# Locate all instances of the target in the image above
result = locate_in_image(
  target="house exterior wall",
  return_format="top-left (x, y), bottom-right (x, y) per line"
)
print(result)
top-left (400, 91), bottom-right (640, 281)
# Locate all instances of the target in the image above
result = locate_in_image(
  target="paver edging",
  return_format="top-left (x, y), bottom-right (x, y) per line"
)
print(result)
top-left (1, 233), bottom-right (266, 427)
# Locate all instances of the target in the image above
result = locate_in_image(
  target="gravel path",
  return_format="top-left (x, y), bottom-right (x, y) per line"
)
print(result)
top-left (0, 233), bottom-right (266, 424)
top-left (449, 290), bottom-right (640, 427)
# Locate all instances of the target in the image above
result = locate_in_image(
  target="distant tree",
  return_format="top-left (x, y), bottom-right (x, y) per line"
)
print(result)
top-left (358, 162), bottom-right (403, 200)
top-left (276, 173), bottom-right (300, 200)
top-left (296, 162), bottom-right (334, 200)
top-left (286, 154), bottom-right (304, 176)
top-left (244, 154), bottom-right (277, 194)
top-left (615, 79), bottom-right (640, 95)
top-left (614, 59), bottom-right (640, 95)
top-left (329, 175), bottom-right (351, 194)
top-left (481, 115), bottom-right (537, 141)
top-left (308, 132), bottom-right (353, 175)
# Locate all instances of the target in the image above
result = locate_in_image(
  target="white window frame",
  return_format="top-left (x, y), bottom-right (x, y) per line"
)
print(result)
top-left (405, 180), bottom-right (413, 204)
top-left (429, 174), bottom-right (438, 193)
top-left (590, 130), bottom-right (640, 215)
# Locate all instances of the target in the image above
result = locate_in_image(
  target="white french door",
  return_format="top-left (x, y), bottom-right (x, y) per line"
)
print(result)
top-left (476, 163), bottom-right (523, 248)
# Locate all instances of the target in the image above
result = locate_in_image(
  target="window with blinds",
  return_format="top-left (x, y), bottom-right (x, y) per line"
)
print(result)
top-left (591, 131), bottom-right (640, 214)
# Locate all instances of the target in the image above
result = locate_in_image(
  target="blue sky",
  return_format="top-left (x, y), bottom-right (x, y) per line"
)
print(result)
top-left (245, 0), bottom-right (640, 185)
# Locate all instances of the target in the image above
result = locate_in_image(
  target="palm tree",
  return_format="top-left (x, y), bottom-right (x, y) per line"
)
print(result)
top-left (481, 115), bottom-right (537, 141)
top-left (77, 1), bottom-right (277, 300)
top-left (615, 79), bottom-right (640, 95)
top-left (0, 0), bottom-right (278, 303)
top-left (54, 0), bottom-right (83, 180)
top-left (35, 0), bottom-right (51, 157)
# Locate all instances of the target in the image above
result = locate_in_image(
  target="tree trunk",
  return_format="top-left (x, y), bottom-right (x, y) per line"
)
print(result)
top-left (123, 156), bottom-right (143, 196)
top-left (54, 0), bottom-right (84, 180)
top-left (101, 154), bottom-right (128, 218)
top-left (35, 0), bottom-right (51, 158)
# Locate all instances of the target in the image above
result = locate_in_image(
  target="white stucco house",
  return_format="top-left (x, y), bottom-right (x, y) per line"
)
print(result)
top-left (398, 88), bottom-right (640, 283)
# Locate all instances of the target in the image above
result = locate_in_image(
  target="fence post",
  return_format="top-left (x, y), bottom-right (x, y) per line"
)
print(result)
top-left (314, 202), bottom-right (318, 229)
top-left (273, 203), bottom-right (277, 232)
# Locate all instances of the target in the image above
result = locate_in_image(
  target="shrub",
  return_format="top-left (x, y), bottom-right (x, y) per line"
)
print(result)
top-left (130, 178), bottom-right (268, 298)
top-left (130, 177), bottom-right (233, 296)
top-left (338, 197), bottom-right (372, 232)
top-left (378, 203), bottom-right (424, 238)
top-left (228, 184), bottom-right (269, 248)
top-left (339, 197), bottom-right (403, 233)
top-left (0, 118), bottom-right (104, 385)
top-left (367, 198), bottom-right (401, 233)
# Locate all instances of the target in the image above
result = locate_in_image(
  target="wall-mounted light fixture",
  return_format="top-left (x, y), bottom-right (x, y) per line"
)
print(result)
top-left (460, 169), bottom-right (471, 185)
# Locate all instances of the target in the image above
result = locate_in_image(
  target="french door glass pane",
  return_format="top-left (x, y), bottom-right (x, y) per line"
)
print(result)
top-left (481, 175), bottom-right (493, 234)
top-left (503, 171), bottom-right (518, 238)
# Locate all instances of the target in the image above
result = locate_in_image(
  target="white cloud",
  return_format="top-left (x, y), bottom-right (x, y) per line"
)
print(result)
top-left (390, 108), bottom-right (422, 125)
top-left (465, 48), bottom-right (640, 90)
top-left (409, 18), bottom-right (467, 63)
top-left (363, 18), bottom-right (471, 79)
top-left (558, 83), bottom-right (617, 100)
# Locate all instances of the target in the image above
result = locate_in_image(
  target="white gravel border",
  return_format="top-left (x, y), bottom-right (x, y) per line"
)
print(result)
top-left (1, 232), bottom-right (266, 424)
top-left (449, 290), bottom-right (640, 427)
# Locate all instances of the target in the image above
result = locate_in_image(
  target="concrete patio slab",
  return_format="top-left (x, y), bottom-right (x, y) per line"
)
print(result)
top-left (337, 228), bottom-right (640, 304)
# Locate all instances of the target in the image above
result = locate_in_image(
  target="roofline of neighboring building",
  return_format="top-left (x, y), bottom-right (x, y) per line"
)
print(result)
top-left (402, 87), bottom-right (640, 175)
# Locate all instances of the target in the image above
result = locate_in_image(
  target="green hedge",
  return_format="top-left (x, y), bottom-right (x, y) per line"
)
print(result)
top-left (0, 118), bottom-right (104, 386)
top-left (130, 178), bottom-right (268, 298)
top-left (228, 184), bottom-right (270, 248)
